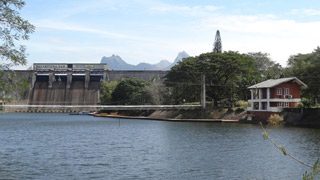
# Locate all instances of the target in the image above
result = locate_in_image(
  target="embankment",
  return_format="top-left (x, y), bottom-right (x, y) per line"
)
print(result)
top-left (100, 108), bottom-right (247, 120)
top-left (282, 108), bottom-right (320, 127)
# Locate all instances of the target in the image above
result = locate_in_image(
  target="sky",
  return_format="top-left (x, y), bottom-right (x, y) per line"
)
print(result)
top-left (15, 0), bottom-right (320, 69)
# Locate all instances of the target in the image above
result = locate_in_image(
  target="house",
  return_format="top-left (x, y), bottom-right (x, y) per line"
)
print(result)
top-left (247, 77), bottom-right (307, 120)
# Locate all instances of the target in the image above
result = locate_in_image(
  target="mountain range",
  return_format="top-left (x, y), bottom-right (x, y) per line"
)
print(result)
top-left (100, 51), bottom-right (190, 70)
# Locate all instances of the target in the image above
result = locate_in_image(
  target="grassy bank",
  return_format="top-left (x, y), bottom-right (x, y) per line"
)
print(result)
top-left (100, 108), bottom-right (246, 120)
top-left (149, 108), bottom-right (245, 119)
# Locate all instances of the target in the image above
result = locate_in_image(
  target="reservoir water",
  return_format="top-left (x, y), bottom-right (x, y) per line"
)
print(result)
top-left (1, 113), bottom-right (320, 179)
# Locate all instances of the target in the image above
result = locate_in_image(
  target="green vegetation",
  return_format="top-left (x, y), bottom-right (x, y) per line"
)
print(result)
top-left (111, 78), bottom-right (153, 105)
top-left (100, 81), bottom-right (119, 104)
top-left (267, 114), bottom-right (284, 126)
top-left (165, 51), bottom-right (257, 106)
top-left (0, 0), bottom-right (35, 101)
top-left (100, 78), bottom-right (159, 105)
top-left (285, 47), bottom-right (320, 106)
top-left (235, 100), bottom-right (251, 109)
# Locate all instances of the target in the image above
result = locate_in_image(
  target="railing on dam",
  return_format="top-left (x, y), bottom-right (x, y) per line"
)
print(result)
top-left (2, 104), bottom-right (202, 112)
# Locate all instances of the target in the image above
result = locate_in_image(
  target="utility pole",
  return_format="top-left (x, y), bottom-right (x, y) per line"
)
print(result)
top-left (213, 30), bottom-right (222, 53)
top-left (201, 73), bottom-right (206, 109)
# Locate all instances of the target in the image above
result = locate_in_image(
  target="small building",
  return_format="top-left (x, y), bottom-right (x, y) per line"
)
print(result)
top-left (247, 77), bottom-right (307, 120)
top-left (32, 63), bottom-right (112, 71)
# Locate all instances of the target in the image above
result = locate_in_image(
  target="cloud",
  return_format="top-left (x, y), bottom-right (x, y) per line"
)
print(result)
top-left (196, 13), bottom-right (320, 64)
top-left (148, 4), bottom-right (223, 16)
top-left (34, 19), bottom-right (145, 41)
top-left (22, 0), bottom-right (320, 68)
top-left (290, 9), bottom-right (320, 16)
top-left (54, 0), bottom-right (119, 18)
top-left (45, 36), bottom-right (66, 43)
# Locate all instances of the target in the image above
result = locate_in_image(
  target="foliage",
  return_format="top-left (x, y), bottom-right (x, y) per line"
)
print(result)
top-left (267, 114), bottom-right (284, 126)
top-left (235, 100), bottom-right (251, 109)
top-left (285, 47), bottom-right (320, 105)
top-left (164, 56), bottom-right (200, 104)
top-left (100, 81), bottom-right (119, 104)
top-left (295, 102), bottom-right (304, 108)
top-left (301, 98), bottom-right (312, 108)
top-left (213, 30), bottom-right (222, 53)
top-left (0, 0), bottom-right (35, 69)
top-left (144, 78), bottom-right (168, 105)
top-left (19, 76), bottom-right (29, 99)
top-left (303, 158), bottom-right (320, 180)
top-left (246, 52), bottom-right (283, 80)
top-left (165, 51), bottom-right (256, 106)
top-left (0, 71), bottom-right (28, 101)
top-left (111, 78), bottom-right (154, 105)
top-left (0, 0), bottom-right (35, 101)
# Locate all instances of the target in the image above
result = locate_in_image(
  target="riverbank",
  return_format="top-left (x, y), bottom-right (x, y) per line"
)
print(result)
top-left (96, 113), bottom-right (239, 123)
top-left (96, 108), bottom-right (247, 122)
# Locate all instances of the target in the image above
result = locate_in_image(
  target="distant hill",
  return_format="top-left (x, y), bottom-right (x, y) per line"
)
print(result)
top-left (164, 51), bottom-right (190, 70)
top-left (100, 51), bottom-right (190, 70)
top-left (135, 60), bottom-right (171, 70)
top-left (100, 55), bottom-right (135, 70)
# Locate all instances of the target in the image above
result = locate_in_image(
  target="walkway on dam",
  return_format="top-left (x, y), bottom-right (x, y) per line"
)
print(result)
top-left (3, 104), bottom-right (201, 111)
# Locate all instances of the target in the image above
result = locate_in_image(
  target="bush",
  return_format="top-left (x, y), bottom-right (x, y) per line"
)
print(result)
top-left (236, 100), bottom-right (251, 109)
top-left (295, 102), bottom-right (304, 108)
top-left (301, 98), bottom-right (312, 108)
top-left (268, 114), bottom-right (284, 126)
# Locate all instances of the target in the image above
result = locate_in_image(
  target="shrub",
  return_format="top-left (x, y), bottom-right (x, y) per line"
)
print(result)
top-left (236, 100), bottom-right (251, 109)
top-left (268, 114), bottom-right (284, 126)
top-left (295, 102), bottom-right (304, 108)
top-left (301, 98), bottom-right (312, 108)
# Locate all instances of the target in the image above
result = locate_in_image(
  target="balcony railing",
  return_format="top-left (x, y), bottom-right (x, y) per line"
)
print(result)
top-left (247, 107), bottom-right (283, 112)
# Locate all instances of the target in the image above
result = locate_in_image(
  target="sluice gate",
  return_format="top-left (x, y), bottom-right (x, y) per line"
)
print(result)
top-left (3, 63), bottom-right (167, 112)
top-left (30, 71), bottom-right (103, 106)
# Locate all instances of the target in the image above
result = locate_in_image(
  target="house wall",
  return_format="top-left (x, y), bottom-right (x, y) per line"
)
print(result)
top-left (270, 80), bottom-right (301, 99)
top-left (262, 88), bottom-right (267, 99)
top-left (250, 111), bottom-right (279, 121)
top-left (270, 102), bottom-right (277, 107)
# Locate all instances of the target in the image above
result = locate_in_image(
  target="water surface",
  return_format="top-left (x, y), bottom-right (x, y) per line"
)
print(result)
top-left (0, 113), bottom-right (320, 179)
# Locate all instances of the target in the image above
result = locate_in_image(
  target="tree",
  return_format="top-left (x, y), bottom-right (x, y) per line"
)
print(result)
top-left (247, 52), bottom-right (283, 80)
top-left (285, 47), bottom-right (320, 105)
top-left (111, 78), bottom-right (154, 105)
top-left (0, 0), bottom-right (35, 68)
top-left (164, 56), bottom-right (201, 104)
top-left (165, 51), bottom-right (256, 106)
top-left (100, 81), bottom-right (119, 105)
top-left (197, 51), bottom-right (255, 106)
top-left (0, 0), bottom-right (35, 100)
top-left (213, 30), bottom-right (222, 53)
top-left (145, 78), bottom-right (168, 105)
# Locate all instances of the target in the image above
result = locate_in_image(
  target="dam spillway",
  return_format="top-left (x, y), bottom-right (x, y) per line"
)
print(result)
top-left (3, 63), bottom-right (167, 112)
top-left (30, 71), bottom-right (102, 106)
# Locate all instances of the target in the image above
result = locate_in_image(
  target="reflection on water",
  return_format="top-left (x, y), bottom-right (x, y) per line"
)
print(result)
top-left (0, 113), bottom-right (320, 179)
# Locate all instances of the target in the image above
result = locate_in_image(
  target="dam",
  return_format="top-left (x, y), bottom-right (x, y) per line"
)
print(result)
top-left (3, 63), bottom-right (167, 112)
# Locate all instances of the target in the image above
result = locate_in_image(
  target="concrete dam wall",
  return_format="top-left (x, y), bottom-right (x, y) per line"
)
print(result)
top-left (4, 70), bottom-right (167, 112)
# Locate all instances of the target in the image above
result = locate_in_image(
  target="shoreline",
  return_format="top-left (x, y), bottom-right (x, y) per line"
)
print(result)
top-left (95, 114), bottom-right (239, 123)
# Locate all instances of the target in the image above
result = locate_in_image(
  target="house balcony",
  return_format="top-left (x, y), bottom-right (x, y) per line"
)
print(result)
top-left (247, 106), bottom-right (283, 112)
top-left (248, 98), bottom-right (301, 103)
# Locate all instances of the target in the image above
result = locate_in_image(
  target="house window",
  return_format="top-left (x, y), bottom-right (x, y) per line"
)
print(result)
top-left (284, 102), bottom-right (289, 107)
top-left (277, 102), bottom-right (282, 107)
top-left (284, 88), bottom-right (289, 95)
top-left (277, 88), bottom-right (282, 95)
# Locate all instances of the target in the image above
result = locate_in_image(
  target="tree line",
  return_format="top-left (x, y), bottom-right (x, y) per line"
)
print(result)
top-left (99, 48), bottom-right (320, 108)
